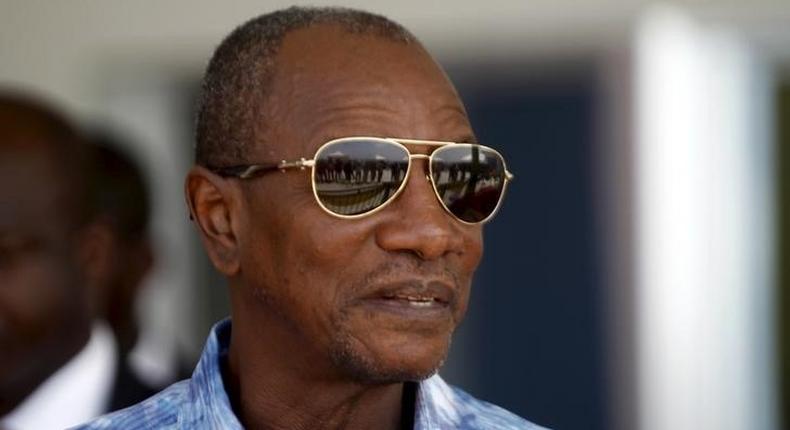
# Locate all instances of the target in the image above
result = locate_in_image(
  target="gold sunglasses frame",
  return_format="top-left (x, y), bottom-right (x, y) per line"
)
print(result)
top-left (210, 137), bottom-right (514, 225)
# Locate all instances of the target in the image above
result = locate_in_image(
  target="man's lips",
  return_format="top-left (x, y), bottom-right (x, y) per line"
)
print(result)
top-left (354, 280), bottom-right (456, 319)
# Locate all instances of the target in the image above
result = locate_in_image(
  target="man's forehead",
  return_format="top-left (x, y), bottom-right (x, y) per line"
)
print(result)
top-left (259, 24), bottom-right (472, 157)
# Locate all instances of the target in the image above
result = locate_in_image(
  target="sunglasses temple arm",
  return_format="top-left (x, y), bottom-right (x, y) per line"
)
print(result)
top-left (242, 158), bottom-right (315, 177)
top-left (278, 158), bottom-right (315, 170)
top-left (208, 163), bottom-right (280, 178)
top-left (211, 158), bottom-right (317, 179)
top-left (245, 158), bottom-right (315, 177)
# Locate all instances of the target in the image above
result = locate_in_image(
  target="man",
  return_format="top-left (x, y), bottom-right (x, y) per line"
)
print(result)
top-left (0, 93), bottom-right (158, 429)
top-left (79, 6), bottom-right (545, 429)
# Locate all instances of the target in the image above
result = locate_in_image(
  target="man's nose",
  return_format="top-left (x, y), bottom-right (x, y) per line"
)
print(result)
top-left (374, 160), bottom-right (465, 260)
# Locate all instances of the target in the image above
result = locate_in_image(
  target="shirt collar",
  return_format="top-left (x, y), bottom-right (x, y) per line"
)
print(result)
top-left (185, 319), bottom-right (243, 429)
top-left (1, 323), bottom-right (117, 430)
top-left (414, 372), bottom-right (465, 429)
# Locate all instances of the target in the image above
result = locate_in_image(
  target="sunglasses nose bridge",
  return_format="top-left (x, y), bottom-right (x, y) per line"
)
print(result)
top-left (408, 153), bottom-right (431, 179)
top-left (409, 153), bottom-right (432, 182)
top-left (395, 154), bottom-right (445, 213)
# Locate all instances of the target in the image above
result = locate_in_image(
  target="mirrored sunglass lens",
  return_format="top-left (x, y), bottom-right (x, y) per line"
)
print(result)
top-left (431, 145), bottom-right (506, 223)
top-left (314, 140), bottom-right (409, 216)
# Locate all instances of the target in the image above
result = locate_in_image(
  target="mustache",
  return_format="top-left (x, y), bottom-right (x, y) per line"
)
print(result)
top-left (345, 257), bottom-right (463, 300)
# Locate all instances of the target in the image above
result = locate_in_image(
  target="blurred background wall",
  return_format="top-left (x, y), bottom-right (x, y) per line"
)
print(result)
top-left (2, 1), bottom-right (789, 429)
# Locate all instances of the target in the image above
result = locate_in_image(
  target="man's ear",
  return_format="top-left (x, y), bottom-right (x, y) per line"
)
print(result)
top-left (185, 166), bottom-right (241, 276)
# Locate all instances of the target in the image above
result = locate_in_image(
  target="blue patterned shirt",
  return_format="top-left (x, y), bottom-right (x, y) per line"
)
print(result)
top-left (75, 320), bottom-right (546, 429)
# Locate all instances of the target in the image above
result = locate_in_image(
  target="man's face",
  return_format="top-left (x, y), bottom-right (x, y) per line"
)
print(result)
top-left (231, 26), bottom-right (483, 383)
top-left (0, 145), bottom-right (90, 405)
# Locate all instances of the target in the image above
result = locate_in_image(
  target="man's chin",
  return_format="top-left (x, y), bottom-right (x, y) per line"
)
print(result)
top-left (328, 331), bottom-right (451, 385)
top-left (334, 354), bottom-right (444, 385)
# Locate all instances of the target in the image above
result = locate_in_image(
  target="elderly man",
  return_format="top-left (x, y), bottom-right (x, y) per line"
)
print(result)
top-left (79, 6), bottom-right (544, 429)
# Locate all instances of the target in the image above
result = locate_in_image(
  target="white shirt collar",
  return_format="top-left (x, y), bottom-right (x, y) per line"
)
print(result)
top-left (1, 322), bottom-right (117, 430)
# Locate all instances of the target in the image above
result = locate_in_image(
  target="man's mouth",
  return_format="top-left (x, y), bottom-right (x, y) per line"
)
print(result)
top-left (356, 281), bottom-right (455, 319)
top-left (379, 292), bottom-right (447, 307)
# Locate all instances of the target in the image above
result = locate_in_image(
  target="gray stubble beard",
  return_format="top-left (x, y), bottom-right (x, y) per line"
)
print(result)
top-left (326, 308), bottom-right (453, 385)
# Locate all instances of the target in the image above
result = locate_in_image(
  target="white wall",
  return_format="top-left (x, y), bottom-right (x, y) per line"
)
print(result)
top-left (634, 5), bottom-right (777, 429)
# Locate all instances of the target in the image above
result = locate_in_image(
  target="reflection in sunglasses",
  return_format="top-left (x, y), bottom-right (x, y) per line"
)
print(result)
top-left (316, 158), bottom-right (409, 215)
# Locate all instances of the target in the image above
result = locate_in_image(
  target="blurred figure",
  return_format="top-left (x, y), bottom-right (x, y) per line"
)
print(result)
top-left (0, 91), bottom-right (153, 429)
top-left (0, 91), bottom-right (106, 428)
top-left (85, 133), bottom-right (159, 410)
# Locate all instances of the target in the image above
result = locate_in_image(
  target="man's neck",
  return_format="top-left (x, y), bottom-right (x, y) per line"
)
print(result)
top-left (225, 326), bottom-right (409, 430)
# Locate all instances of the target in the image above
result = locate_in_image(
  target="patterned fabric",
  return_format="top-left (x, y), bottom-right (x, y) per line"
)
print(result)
top-left (75, 319), bottom-right (547, 430)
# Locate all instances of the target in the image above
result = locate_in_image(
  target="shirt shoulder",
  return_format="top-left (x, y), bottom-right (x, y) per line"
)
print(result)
top-left (418, 375), bottom-right (550, 430)
top-left (73, 319), bottom-right (242, 430)
top-left (70, 380), bottom-right (190, 430)
top-left (451, 385), bottom-right (548, 429)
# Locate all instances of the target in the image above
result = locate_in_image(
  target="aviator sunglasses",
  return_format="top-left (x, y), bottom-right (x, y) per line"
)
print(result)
top-left (208, 137), bottom-right (514, 224)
